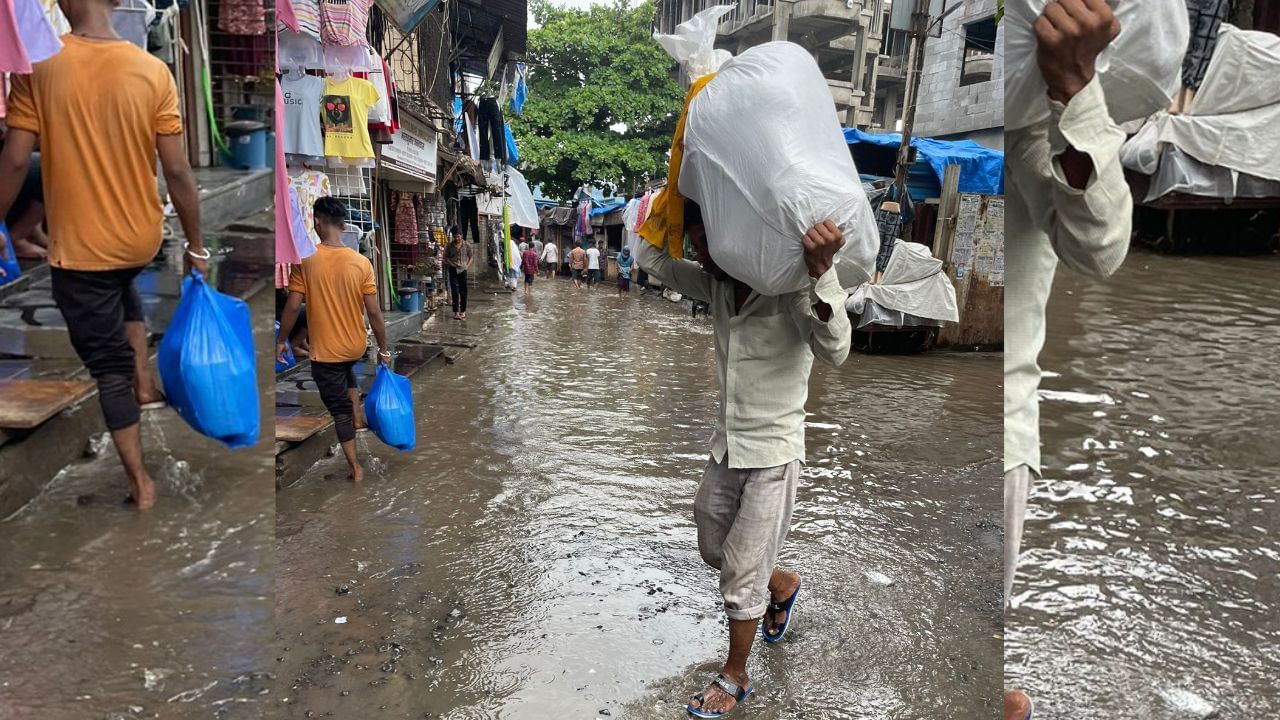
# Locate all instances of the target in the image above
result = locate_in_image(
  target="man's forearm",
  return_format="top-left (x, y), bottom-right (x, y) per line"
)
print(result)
top-left (167, 167), bottom-right (204, 250)
top-left (368, 309), bottom-right (389, 352)
top-left (0, 156), bottom-right (32, 234)
top-left (278, 297), bottom-right (302, 343)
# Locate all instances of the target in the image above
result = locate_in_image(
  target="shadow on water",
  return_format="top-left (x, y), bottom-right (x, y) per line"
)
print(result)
top-left (1005, 249), bottom-right (1280, 719)
top-left (275, 278), bottom-right (1003, 719)
top-left (0, 291), bottom-right (276, 720)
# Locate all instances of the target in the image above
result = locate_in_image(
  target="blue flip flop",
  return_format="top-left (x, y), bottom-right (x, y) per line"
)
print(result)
top-left (761, 580), bottom-right (801, 643)
top-left (687, 674), bottom-right (753, 718)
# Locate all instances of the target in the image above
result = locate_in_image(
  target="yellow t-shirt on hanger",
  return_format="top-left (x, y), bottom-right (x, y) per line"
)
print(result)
top-left (320, 76), bottom-right (380, 159)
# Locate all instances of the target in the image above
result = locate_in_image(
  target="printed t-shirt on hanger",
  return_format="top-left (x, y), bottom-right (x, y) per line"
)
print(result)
top-left (320, 75), bottom-right (379, 159)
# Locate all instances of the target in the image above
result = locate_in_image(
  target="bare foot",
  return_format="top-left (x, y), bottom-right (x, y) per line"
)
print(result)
top-left (136, 388), bottom-right (165, 407)
top-left (1004, 690), bottom-right (1032, 720)
top-left (688, 672), bottom-right (749, 715)
top-left (351, 463), bottom-right (364, 483)
top-left (129, 472), bottom-right (157, 510)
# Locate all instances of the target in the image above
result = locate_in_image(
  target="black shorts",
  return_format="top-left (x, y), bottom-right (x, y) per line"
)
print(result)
top-left (49, 266), bottom-right (145, 430)
top-left (524, 273), bottom-right (535, 285)
top-left (571, 269), bottom-right (584, 280)
top-left (588, 269), bottom-right (601, 283)
top-left (311, 360), bottom-right (359, 442)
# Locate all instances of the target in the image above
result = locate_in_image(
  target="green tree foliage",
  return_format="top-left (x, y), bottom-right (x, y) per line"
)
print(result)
top-left (510, 0), bottom-right (683, 201)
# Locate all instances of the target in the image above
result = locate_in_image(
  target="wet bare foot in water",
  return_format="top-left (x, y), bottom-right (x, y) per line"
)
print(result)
top-left (128, 473), bottom-right (157, 510)
top-left (351, 464), bottom-right (364, 483)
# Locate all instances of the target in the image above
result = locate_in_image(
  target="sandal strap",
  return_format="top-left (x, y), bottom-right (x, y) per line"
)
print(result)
top-left (712, 674), bottom-right (743, 698)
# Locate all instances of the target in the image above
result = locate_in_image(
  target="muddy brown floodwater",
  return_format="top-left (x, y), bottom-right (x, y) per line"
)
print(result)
top-left (0, 284), bottom-right (276, 720)
top-left (1005, 249), bottom-right (1280, 718)
top-left (274, 277), bottom-right (1003, 719)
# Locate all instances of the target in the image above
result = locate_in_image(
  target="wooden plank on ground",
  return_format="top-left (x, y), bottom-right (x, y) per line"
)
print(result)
top-left (0, 379), bottom-right (96, 430)
top-left (276, 414), bottom-right (333, 443)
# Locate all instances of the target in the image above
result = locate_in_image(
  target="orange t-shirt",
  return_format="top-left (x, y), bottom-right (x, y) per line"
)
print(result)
top-left (6, 35), bottom-right (183, 270)
top-left (569, 247), bottom-right (587, 270)
top-left (287, 245), bottom-right (378, 363)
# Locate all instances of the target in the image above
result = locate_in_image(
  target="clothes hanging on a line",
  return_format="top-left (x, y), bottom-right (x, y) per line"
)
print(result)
top-left (320, 0), bottom-right (373, 46)
top-left (219, 0), bottom-right (266, 35)
top-left (281, 72), bottom-right (326, 157)
top-left (394, 191), bottom-right (419, 245)
top-left (321, 75), bottom-right (380, 159)
top-left (1183, 0), bottom-right (1233, 91)
top-left (477, 96), bottom-right (506, 164)
top-left (0, 0), bottom-right (61, 74)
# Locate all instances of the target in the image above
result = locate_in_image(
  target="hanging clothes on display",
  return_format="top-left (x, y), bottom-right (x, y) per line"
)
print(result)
top-left (219, 0), bottom-right (267, 34)
top-left (1183, 0), bottom-right (1233, 91)
top-left (276, 79), bottom-right (303, 263)
top-left (277, 0), bottom-right (300, 34)
top-left (289, 169), bottom-right (332, 245)
top-left (1, 0), bottom-right (62, 73)
top-left (320, 0), bottom-right (373, 46)
top-left (394, 192), bottom-right (419, 245)
top-left (575, 200), bottom-right (592, 237)
top-left (281, 70), bottom-right (326, 156)
top-left (477, 96), bottom-right (506, 165)
top-left (458, 196), bottom-right (481, 242)
top-left (280, 0), bottom-right (318, 38)
top-left (40, 0), bottom-right (68, 35)
top-left (355, 60), bottom-right (396, 145)
top-left (321, 74), bottom-right (379, 159)
top-left (112, 0), bottom-right (155, 51)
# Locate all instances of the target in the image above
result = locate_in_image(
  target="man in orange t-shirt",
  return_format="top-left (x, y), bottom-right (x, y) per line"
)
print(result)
top-left (0, 0), bottom-right (207, 509)
top-left (278, 198), bottom-right (389, 483)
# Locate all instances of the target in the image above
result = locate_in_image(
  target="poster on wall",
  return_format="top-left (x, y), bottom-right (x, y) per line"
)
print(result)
top-left (374, 0), bottom-right (441, 34)
top-left (381, 114), bottom-right (438, 184)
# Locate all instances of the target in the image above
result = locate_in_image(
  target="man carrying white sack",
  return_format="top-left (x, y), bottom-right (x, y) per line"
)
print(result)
top-left (636, 201), bottom-right (852, 718)
top-left (1005, 1), bottom-right (1133, 718)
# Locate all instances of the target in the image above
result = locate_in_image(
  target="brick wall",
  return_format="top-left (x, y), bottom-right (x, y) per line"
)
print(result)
top-left (913, 0), bottom-right (1004, 144)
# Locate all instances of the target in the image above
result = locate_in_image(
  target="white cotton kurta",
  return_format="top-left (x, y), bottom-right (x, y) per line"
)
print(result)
top-left (1004, 76), bottom-right (1132, 476)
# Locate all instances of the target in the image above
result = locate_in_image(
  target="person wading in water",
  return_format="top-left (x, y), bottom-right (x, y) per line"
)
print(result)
top-left (636, 200), bottom-right (851, 717)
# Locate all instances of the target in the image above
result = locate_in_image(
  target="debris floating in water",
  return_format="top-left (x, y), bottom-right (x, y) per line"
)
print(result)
top-left (864, 571), bottom-right (895, 586)
top-left (334, 616), bottom-right (347, 624)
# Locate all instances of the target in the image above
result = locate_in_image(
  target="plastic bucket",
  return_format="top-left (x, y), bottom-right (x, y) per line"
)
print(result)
top-left (223, 120), bottom-right (268, 171)
top-left (397, 289), bottom-right (422, 313)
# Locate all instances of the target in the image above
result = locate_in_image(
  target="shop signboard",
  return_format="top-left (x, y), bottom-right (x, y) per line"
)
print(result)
top-left (374, 0), bottom-right (441, 34)
top-left (381, 114), bottom-right (438, 184)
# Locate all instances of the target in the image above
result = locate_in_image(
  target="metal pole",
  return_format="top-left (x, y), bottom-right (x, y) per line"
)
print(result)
top-left (892, 0), bottom-right (930, 204)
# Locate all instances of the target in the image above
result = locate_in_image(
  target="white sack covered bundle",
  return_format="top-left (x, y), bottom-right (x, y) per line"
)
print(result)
top-left (846, 242), bottom-right (959, 324)
top-left (679, 41), bottom-right (878, 296)
top-left (1004, 0), bottom-right (1189, 131)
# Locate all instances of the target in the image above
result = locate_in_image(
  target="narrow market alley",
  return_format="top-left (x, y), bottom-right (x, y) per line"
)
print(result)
top-left (274, 276), bottom-right (1003, 718)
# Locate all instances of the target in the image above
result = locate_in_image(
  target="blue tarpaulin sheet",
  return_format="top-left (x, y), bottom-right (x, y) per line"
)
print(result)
top-left (588, 199), bottom-right (627, 217)
top-left (843, 129), bottom-right (1004, 197)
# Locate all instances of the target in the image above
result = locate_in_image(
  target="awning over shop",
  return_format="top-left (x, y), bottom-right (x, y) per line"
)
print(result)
top-left (844, 129), bottom-right (1005, 198)
top-left (438, 146), bottom-right (487, 188)
top-left (540, 206), bottom-right (576, 226)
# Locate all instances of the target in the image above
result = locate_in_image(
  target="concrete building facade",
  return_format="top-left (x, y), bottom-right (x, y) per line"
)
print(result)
top-left (909, 0), bottom-right (1004, 149)
top-left (656, 0), bottom-right (890, 127)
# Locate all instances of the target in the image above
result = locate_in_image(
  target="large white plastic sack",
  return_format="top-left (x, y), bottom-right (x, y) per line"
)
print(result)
top-left (679, 42), bottom-right (877, 296)
top-left (1004, 0), bottom-right (1189, 131)
top-left (652, 4), bottom-right (735, 82)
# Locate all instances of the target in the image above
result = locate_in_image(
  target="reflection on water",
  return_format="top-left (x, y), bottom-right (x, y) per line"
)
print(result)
top-left (1005, 250), bottom-right (1280, 718)
top-left (275, 279), bottom-right (1002, 719)
top-left (0, 292), bottom-right (275, 720)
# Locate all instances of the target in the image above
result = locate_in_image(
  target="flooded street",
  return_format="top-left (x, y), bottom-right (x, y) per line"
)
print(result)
top-left (0, 284), bottom-right (276, 720)
top-left (274, 277), bottom-right (1003, 719)
top-left (1005, 249), bottom-right (1280, 718)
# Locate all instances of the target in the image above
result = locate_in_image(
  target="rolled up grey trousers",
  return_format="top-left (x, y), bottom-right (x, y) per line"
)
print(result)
top-left (1004, 465), bottom-right (1033, 606)
top-left (694, 455), bottom-right (799, 621)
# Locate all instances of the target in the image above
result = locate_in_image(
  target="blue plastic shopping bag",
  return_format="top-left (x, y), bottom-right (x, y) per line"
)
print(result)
top-left (0, 224), bottom-right (22, 288)
top-left (158, 270), bottom-right (259, 448)
top-left (274, 320), bottom-right (296, 373)
top-left (363, 363), bottom-right (415, 451)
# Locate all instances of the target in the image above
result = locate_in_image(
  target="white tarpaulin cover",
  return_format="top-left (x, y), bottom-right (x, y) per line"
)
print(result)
top-left (845, 242), bottom-right (959, 326)
top-left (504, 167), bottom-right (541, 229)
top-left (1154, 25), bottom-right (1280, 183)
top-left (679, 40), bottom-right (878, 295)
top-left (1004, 0), bottom-right (1188, 131)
